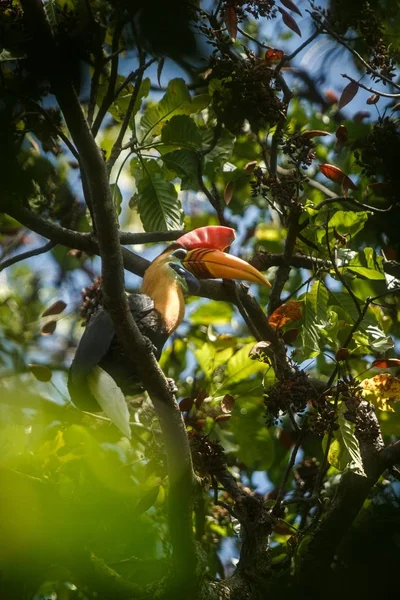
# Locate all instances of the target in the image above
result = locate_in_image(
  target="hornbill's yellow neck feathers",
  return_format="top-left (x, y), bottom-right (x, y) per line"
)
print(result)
top-left (140, 249), bottom-right (199, 334)
top-left (169, 225), bottom-right (271, 288)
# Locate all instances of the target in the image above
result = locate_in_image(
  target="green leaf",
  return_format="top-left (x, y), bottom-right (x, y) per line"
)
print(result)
top-left (301, 281), bottom-right (328, 357)
top-left (345, 248), bottom-right (385, 280)
top-left (87, 367), bottom-right (131, 439)
top-left (338, 403), bottom-right (366, 476)
top-left (161, 115), bottom-right (202, 150)
top-left (140, 79), bottom-right (208, 141)
top-left (161, 149), bottom-right (199, 190)
top-left (136, 165), bottom-right (183, 232)
top-left (224, 342), bottom-right (267, 386)
top-left (190, 301), bottom-right (233, 326)
top-left (230, 402), bottom-right (274, 470)
top-left (110, 183), bottom-right (123, 216)
top-left (203, 128), bottom-right (236, 174)
top-left (193, 342), bottom-right (234, 380)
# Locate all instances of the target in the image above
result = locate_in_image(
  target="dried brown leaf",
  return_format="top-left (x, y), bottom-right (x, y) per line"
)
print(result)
top-left (42, 300), bottom-right (67, 317)
top-left (338, 80), bottom-right (359, 109)
top-left (278, 7), bottom-right (302, 37)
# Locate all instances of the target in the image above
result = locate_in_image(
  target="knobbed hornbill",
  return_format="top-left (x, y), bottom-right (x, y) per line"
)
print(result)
top-left (68, 226), bottom-right (270, 412)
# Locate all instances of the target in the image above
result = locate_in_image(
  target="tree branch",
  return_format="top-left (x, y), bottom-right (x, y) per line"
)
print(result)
top-left (20, 1), bottom-right (197, 591)
top-left (0, 240), bottom-right (55, 272)
top-left (268, 205), bottom-right (301, 314)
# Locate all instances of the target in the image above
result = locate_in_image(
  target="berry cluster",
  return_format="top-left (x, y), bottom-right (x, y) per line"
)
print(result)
top-left (80, 277), bottom-right (103, 326)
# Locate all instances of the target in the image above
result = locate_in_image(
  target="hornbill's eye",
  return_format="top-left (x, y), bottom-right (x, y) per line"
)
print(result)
top-left (171, 248), bottom-right (187, 260)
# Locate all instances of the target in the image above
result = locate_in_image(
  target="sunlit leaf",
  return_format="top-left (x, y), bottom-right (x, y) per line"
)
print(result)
top-left (140, 78), bottom-right (209, 140)
top-left (161, 114), bottom-right (202, 150)
top-left (361, 373), bottom-right (400, 411)
top-left (338, 404), bottom-right (365, 476)
top-left (268, 301), bottom-right (303, 329)
top-left (224, 342), bottom-right (267, 386)
top-left (87, 366), bottom-right (131, 438)
top-left (191, 301), bottom-right (233, 326)
top-left (110, 182), bottom-right (123, 216)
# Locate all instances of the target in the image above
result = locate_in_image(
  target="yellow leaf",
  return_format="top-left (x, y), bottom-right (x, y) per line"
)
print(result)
top-left (360, 373), bottom-right (400, 412)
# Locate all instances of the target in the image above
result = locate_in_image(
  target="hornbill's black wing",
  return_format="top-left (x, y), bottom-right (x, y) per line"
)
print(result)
top-left (68, 294), bottom-right (167, 411)
top-left (68, 307), bottom-right (117, 411)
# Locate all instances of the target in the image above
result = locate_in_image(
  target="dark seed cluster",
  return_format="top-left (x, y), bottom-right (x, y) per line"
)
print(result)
top-left (209, 52), bottom-right (284, 134)
top-left (264, 370), bottom-right (318, 427)
top-left (80, 277), bottom-right (103, 326)
top-left (250, 167), bottom-right (299, 208)
top-left (293, 458), bottom-right (320, 493)
top-left (189, 432), bottom-right (227, 479)
top-left (220, 0), bottom-right (276, 21)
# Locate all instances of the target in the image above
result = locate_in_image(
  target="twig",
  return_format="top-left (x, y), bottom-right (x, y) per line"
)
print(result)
top-left (196, 155), bottom-right (226, 225)
top-left (325, 218), bottom-right (362, 316)
top-left (237, 26), bottom-right (271, 50)
top-left (275, 29), bottom-right (320, 71)
top-left (113, 57), bottom-right (157, 100)
top-left (268, 205), bottom-right (301, 314)
top-left (107, 47), bottom-right (149, 176)
top-left (87, 51), bottom-right (104, 128)
top-left (0, 240), bottom-right (55, 272)
top-left (92, 20), bottom-right (125, 137)
top-left (317, 195), bottom-right (394, 213)
top-left (313, 12), bottom-right (400, 92)
top-left (341, 73), bottom-right (400, 99)
top-left (273, 431), bottom-right (304, 511)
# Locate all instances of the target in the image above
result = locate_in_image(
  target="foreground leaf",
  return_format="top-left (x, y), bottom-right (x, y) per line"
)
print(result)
top-left (137, 172), bottom-right (182, 232)
top-left (87, 366), bottom-right (131, 438)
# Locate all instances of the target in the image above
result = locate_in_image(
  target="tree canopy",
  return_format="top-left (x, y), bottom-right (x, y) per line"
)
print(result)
top-left (1, 1), bottom-right (400, 599)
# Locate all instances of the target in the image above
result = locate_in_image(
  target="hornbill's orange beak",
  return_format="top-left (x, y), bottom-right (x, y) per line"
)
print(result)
top-left (172, 226), bottom-right (271, 288)
top-left (182, 247), bottom-right (271, 287)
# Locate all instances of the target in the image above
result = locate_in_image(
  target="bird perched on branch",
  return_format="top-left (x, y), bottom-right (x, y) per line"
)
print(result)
top-left (68, 226), bottom-right (270, 412)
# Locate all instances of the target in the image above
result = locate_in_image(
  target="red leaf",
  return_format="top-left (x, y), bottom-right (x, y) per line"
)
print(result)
top-left (301, 130), bottom-right (330, 139)
top-left (224, 4), bottom-right (238, 41)
top-left (324, 89), bottom-right (339, 105)
top-left (280, 0), bottom-right (302, 16)
top-left (41, 320), bottom-right (57, 336)
top-left (265, 48), bottom-right (285, 65)
top-left (278, 7), bottom-right (302, 37)
top-left (372, 359), bottom-right (400, 369)
top-left (224, 180), bottom-right (234, 205)
top-left (42, 300), bottom-right (67, 317)
top-left (157, 58), bottom-right (165, 88)
top-left (319, 164), bottom-right (357, 194)
top-left (268, 301), bottom-right (303, 329)
top-left (338, 80), bottom-right (359, 109)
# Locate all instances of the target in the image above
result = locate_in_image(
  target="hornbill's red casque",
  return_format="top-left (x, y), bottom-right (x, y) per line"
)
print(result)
top-left (68, 226), bottom-right (270, 411)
